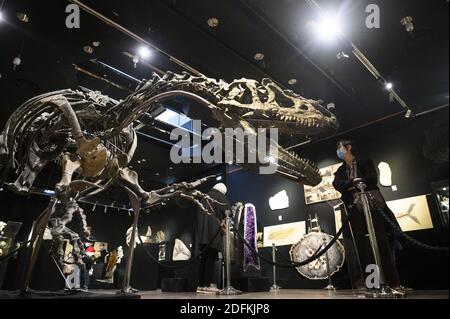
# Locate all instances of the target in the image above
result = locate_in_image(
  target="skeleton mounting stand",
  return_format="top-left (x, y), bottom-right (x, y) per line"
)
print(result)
top-left (354, 179), bottom-right (404, 298)
top-left (118, 189), bottom-right (141, 295)
top-left (269, 243), bottom-right (281, 292)
top-left (20, 203), bottom-right (56, 295)
top-left (219, 210), bottom-right (242, 295)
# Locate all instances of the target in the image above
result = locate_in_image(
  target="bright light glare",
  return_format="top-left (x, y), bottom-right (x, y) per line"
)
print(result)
top-left (0, 11), bottom-right (4, 22)
top-left (313, 15), bottom-right (343, 42)
top-left (138, 46), bottom-right (151, 59)
top-left (385, 82), bottom-right (393, 90)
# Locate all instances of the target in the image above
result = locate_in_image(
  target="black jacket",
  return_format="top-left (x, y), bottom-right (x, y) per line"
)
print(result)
top-left (332, 158), bottom-right (379, 206)
top-left (196, 189), bottom-right (230, 251)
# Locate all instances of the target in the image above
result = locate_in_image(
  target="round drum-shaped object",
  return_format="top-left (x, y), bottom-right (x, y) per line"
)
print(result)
top-left (289, 232), bottom-right (345, 280)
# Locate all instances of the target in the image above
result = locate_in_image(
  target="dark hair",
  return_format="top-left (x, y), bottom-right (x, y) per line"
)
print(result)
top-left (336, 140), bottom-right (357, 156)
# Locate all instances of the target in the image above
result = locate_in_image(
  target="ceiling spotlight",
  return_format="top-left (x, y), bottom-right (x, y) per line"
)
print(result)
top-left (385, 82), bottom-right (393, 90)
top-left (138, 46), bottom-right (152, 59)
top-left (311, 14), bottom-right (343, 43)
top-left (288, 79), bottom-right (297, 85)
top-left (17, 12), bottom-right (30, 23)
top-left (207, 17), bottom-right (219, 28)
top-left (404, 109), bottom-right (413, 118)
top-left (92, 41), bottom-right (101, 47)
top-left (12, 55), bottom-right (21, 70)
top-left (0, 11), bottom-right (4, 22)
top-left (254, 53), bottom-right (265, 61)
top-left (400, 16), bottom-right (414, 33)
top-left (336, 51), bottom-right (350, 60)
top-left (327, 102), bottom-right (336, 111)
top-left (133, 55), bottom-right (140, 68)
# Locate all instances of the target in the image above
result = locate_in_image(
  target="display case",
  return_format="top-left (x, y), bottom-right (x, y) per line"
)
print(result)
top-left (431, 180), bottom-right (449, 227)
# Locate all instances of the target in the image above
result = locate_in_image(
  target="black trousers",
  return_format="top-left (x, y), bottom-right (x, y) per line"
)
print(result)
top-left (198, 246), bottom-right (219, 287)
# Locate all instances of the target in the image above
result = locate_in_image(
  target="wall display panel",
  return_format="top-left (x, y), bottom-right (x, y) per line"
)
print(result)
top-left (263, 221), bottom-right (306, 247)
top-left (386, 195), bottom-right (434, 232)
top-left (304, 163), bottom-right (342, 205)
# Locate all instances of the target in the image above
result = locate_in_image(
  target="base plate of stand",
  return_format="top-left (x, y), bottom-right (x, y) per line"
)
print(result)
top-left (364, 286), bottom-right (406, 298)
top-left (219, 286), bottom-right (243, 295)
top-left (270, 285), bottom-right (282, 292)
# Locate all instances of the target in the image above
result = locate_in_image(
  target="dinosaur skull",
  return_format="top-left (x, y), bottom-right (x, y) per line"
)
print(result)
top-left (217, 78), bottom-right (339, 135)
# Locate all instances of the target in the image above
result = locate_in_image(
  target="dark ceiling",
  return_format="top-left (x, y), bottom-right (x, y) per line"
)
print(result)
top-left (0, 0), bottom-right (448, 200)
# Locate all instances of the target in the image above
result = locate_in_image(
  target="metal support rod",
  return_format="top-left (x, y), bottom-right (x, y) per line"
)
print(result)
top-left (357, 183), bottom-right (386, 285)
top-left (355, 182), bottom-right (404, 298)
top-left (323, 236), bottom-right (335, 290)
top-left (120, 190), bottom-right (141, 294)
top-left (304, 0), bottom-right (411, 113)
top-left (269, 243), bottom-right (281, 291)
top-left (220, 252), bottom-right (225, 289)
top-left (219, 210), bottom-right (242, 295)
top-left (21, 201), bottom-right (55, 294)
top-left (69, 0), bottom-right (202, 76)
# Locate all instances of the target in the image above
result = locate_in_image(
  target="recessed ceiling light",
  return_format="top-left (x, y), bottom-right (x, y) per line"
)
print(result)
top-left (254, 53), bottom-right (265, 61)
top-left (207, 17), bottom-right (219, 28)
top-left (92, 41), bottom-right (101, 47)
top-left (17, 13), bottom-right (30, 23)
top-left (288, 79), bottom-right (297, 85)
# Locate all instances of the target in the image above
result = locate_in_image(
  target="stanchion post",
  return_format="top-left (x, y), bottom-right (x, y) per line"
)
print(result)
top-left (323, 236), bottom-right (336, 291)
top-left (269, 243), bottom-right (281, 292)
top-left (355, 180), bottom-right (404, 298)
top-left (219, 210), bottom-right (242, 295)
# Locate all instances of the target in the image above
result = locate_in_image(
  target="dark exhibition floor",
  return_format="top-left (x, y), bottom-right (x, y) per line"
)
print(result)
top-left (81, 289), bottom-right (450, 300)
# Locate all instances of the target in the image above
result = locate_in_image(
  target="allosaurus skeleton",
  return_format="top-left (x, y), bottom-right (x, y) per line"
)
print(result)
top-left (0, 71), bottom-right (338, 292)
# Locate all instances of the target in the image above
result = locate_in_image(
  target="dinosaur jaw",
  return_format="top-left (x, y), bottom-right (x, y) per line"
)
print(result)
top-left (275, 147), bottom-right (322, 187)
top-left (238, 104), bottom-right (339, 136)
top-left (238, 144), bottom-right (322, 187)
top-left (246, 116), bottom-right (338, 135)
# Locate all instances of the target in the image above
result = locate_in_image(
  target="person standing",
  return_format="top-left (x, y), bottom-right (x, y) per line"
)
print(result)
top-left (196, 183), bottom-right (230, 292)
top-left (332, 140), bottom-right (402, 289)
